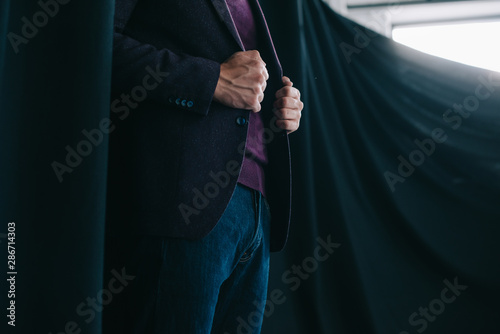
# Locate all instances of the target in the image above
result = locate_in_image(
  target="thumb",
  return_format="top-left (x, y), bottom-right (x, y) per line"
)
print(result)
top-left (282, 76), bottom-right (293, 86)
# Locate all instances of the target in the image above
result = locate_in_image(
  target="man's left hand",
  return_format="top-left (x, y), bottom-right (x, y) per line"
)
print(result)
top-left (273, 76), bottom-right (303, 134)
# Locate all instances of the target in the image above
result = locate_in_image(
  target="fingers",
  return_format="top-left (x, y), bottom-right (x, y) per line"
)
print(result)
top-left (282, 76), bottom-right (293, 87)
top-left (253, 63), bottom-right (268, 89)
top-left (216, 53), bottom-right (300, 117)
top-left (275, 118), bottom-right (300, 134)
top-left (242, 50), bottom-right (264, 63)
top-left (243, 51), bottom-right (267, 111)
top-left (249, 65), bottom-right (267, 113)
top-left (273, 96), bottom-right (303, 110)
top-left (274, 111), bottom-right (300, 133)
top-left (273, 77), bottom-right (303, 133)
top-left (263, 67), bottom-right (270, 81)
top-left (252, 90), bottom-right (264, 113)
top-left (273, 98), bottom-right (303, 133)
top-left (252, 104), bottom-right (262, 113)
top-left (242, 50), bottom-right (267, 72)
top-left (273, 106), bottom-right (301, 120)
top-left (275, 85), bottom-right (300, 100)
top-left (218, 51), bottom-right (268, 112)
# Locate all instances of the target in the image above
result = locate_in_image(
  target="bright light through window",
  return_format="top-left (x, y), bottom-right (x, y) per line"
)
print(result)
top-left (392, 21), bottom-right (500, 72)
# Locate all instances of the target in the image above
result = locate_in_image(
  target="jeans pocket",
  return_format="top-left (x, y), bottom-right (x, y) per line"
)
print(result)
top-left (239, 222), bottom-right (263, 263)
top-left (239, 189), bottom-right (265, 263)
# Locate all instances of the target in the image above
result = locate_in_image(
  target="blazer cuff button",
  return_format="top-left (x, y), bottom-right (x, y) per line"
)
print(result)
top-left (236, 116), bottom-right (248, 126)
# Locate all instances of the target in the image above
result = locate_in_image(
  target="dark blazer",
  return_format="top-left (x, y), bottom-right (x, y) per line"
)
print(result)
top-left (106, 0), bottom-right (291, 252)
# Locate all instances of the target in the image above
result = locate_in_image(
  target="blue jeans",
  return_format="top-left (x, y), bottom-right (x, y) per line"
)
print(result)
top-left (103, 183), bottom-right (271, 334)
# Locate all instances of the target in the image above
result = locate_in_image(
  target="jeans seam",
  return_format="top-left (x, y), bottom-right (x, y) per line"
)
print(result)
top-left (240, 190), bottom-right (262, 263)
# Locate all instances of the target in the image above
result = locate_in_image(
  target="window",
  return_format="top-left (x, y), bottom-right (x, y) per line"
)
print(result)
top-left (392, 21), bottom-right (500, 72)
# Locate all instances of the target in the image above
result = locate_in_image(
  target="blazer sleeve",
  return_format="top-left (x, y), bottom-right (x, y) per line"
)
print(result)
top-left (112, 0), bottom-right (221, 116)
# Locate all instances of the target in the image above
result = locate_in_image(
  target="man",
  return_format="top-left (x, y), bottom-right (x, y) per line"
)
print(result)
top-left (104, 0), bottom-right (303, 333)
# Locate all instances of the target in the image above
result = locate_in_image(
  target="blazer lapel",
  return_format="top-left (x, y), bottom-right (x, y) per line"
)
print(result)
top-left (210, 0), bottom-right (245, 50)
top-left (250, 0), bottom-right (283, 77)
top-left (209, 0), bottom-right (283, 77)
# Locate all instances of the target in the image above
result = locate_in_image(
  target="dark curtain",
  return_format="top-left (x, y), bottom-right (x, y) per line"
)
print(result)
top-left (1, 1), bottom-right (499, 334)
top-left (0, 0), bottom-right (114, 333)
top-left (261, 1), bottom-right (500, 334)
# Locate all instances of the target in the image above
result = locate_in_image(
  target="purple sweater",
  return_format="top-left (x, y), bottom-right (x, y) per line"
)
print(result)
top-left (226, 0), bottom-right (268, 197)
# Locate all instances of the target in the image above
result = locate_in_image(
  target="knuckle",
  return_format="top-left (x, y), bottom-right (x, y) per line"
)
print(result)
top-left (252, 95), bottom-right (260, 105)
top-left (244, 95), bottom-right (254, 106)
top-left (283, 97), bottom-right (292, 107)
top-left (254, 100), bottom-right (261, 111)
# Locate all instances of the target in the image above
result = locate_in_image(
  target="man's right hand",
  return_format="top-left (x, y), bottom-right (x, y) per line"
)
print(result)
top-left (213, 50), bottom-right (269, 113)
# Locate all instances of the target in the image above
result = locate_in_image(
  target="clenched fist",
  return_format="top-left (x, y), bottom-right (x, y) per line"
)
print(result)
top-left (213, 50), bottom-right (269, 112)
top-left (273, 76), bottom-right (303, 134)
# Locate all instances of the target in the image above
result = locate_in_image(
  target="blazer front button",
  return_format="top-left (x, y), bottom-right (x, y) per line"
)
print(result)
top-left (236, 116), bottom-right (247, 126)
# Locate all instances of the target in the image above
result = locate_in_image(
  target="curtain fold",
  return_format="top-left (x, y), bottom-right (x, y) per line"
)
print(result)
top-left (261, 1), bottom-right (500, 333)
top-left (0, 1), bottom-right (114, 333)
top-left (0, 0), bottom-right (9, 75)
